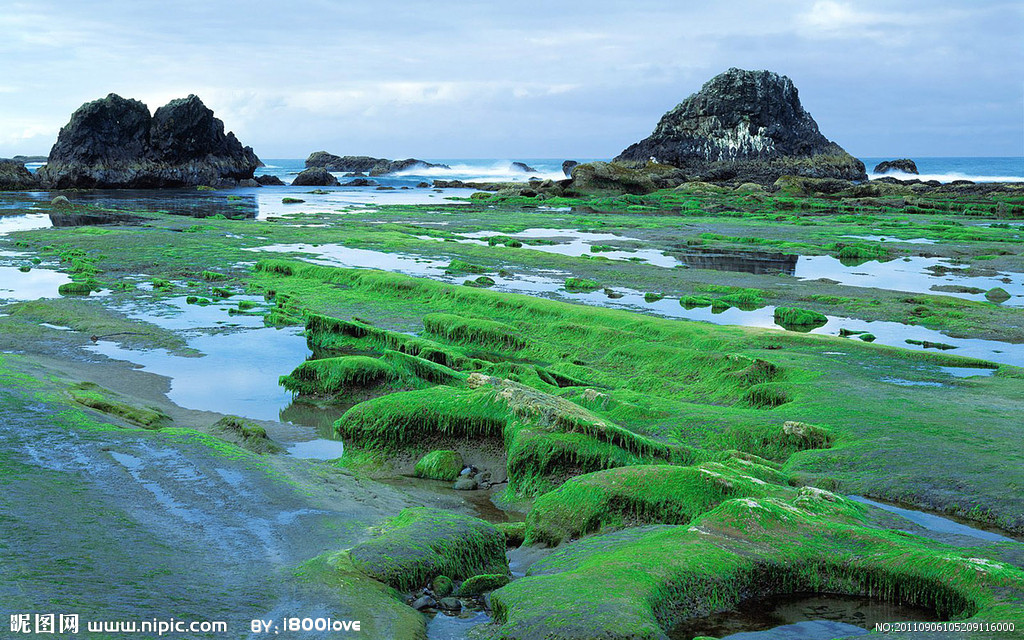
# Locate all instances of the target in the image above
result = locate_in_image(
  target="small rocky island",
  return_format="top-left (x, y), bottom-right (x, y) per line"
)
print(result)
top-left (873, 158), bottom-right (919, 174)
top-left (615, 68), bottom-right (866, 183)
top-left (36, 94), bottom-right (260, 189)
top-left (305, 151), bottom-right (449, 176)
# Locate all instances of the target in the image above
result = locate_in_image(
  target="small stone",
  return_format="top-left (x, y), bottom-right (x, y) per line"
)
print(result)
top-left (438, 597), bottom-right (461, 612)
top-left (411, 595), bottom-right (437, 611)
top-left (453, 477), bottom-right (478, 491)
top-left (51, 195), bottom-right (72, 208)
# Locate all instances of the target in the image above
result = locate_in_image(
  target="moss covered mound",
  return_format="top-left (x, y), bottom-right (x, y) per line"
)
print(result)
top-left (68, 382), bottom-right (170, 428)
top-left (773, 306), bottom-right (828, 331)
top-left (414, 450), bottom-right (464, 481)
top-left (280, 356), bottom-right (396, 396)
top-left (486, 492), bottom-right (1024, 640)
top-left (348, 507), bottom-right (508, 591)
top-left (212, 415), bottom-right (283, 454)
top-left (525, 462), bottom-right (788, 546)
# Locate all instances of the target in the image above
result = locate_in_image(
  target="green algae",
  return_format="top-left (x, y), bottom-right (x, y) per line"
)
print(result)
top-left (347, 507), bottom-right (508, 591)
top-left (414, 450), bottom-right (464, 481)
top-left (68, 382), bottom-right (170, 429)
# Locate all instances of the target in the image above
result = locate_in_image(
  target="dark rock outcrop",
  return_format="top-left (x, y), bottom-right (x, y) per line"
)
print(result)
top-left (341, 178), bottom-right (378, 187)
top-left (511, 161), bottom-right (537, 173)
top-left (873, 158), bottom-right (919, 175)
top-left (255, 174), bottom-right (285, 186)
top-left (561, 160), bottom-right (578, 177)
top-left (37, 93), bottom-right (260, 189)
top-left (291, 167), bottom-right (340, 187)
top-left (305, 151), bottom-right (449, 176)
top-left (0, 159), bottom-right (38, 190)
top-left (616, 68), bottom-right (865, 184)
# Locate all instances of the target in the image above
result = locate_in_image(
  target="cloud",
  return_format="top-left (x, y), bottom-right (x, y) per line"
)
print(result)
top-left (797, 1), bottom-right (912, 38)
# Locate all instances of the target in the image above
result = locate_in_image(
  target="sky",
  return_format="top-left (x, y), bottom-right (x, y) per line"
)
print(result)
top-left (1, 1), bottom-right (1021, 159)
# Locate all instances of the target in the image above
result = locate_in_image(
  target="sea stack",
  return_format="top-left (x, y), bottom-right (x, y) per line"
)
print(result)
top-left (37, 94), bottom-right (260, 189)
top-left (616, 68), bottom-right (866, 184)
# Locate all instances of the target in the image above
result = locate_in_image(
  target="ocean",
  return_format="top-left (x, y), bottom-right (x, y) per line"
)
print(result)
top-left (24, 156), bottom-right (1024, 185)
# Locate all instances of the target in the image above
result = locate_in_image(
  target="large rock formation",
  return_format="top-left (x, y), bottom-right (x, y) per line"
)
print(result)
top-left (0, 159), bottom-right (38, 190)
top-left (37, 94), bottom-right (260, 189)
top-left (291, 167), bottom-right (340, 187)
top-left (616, 68), bottom-right (865, 184)
top-left (305, 151), bottom-right (449, 176)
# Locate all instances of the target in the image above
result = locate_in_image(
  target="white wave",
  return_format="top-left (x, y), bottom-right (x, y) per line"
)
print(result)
top-left (392, 161), bottom-right (567, 182)
top-left (868, 170), bottom-right (1024, 184)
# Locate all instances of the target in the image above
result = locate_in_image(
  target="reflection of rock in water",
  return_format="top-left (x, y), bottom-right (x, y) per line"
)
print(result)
top-left (673, 248), bottom-right (798, 275)
top-left (49, 191), bottom-right (259, 220)
top-left (49, 211), bottom-right (147, 227)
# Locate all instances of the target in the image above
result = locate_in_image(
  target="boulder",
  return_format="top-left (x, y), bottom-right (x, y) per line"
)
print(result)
top-left (255, 174), bottom-right (285, 186)
top-left (341, 178), bottom-right (378, 187)
top-left (511, 161), bottom-right (537, 173)
top-left (561, 160), bottom-right (579, 177)
top-left (616, 68), bottom-right (866, 184)
top-left (291, 167), bottom-right (340, 187)
top-left (37, 93), bottom-right (260, 189)
top-left (0, 159), bottom-right (38, 190)
top-left (873, 158), bottom-right (919, 175)
top-left (773, 175), bottom-right (853, 196)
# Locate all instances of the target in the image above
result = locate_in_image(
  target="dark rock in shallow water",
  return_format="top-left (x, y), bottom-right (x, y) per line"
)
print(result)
top-left (341, 178), bottom-right (378, 187)
top-left (873, 158), bottom-right (919, 174)
top-left (615, 68), bottom-right (866, 184)
top-left (37, 93), bottom-right (260, 189)
top-left (562, 160), bottom-right (578, 177)
top-left (255, 174), bottom-right (285, 186)
top-left (511, 161), bottom-right (537, 173)
top-left (304, 150), bottom-right (449, 175)
top-left (291, 167), bottom-right (340, 187)
top-left (0, 159), bottom-right (38, 190)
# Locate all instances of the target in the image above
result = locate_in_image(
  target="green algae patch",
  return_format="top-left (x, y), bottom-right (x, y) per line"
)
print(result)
top-left (348, 507), bottom-right (508, 591)
top-left (57, 281), bottom-right (95, 296)
top-left (335, 386), bottom-right (507, 448)
top-left (485, 491), bottom-right (1024, 640)
top-left (985, 287), bottom-right (1011, 303)
top-left (773, 307), bottom-right (828, 331)
top-left (524, 462), bottom-right (787, 546)
top-left (423, 312), bottom-right (527, 350)
top-left (565, 277), bottom-right (600, 292)
top-left (280, 356), bottom-right (397, 396)
top-left (414, 450), bottom-right (464, 481)
top-left (68, 382), bottom-right (170, 429)
top-left (294, 551), bottom-right (425, 640)
top-left (445, 259), bottom-right (488, 274)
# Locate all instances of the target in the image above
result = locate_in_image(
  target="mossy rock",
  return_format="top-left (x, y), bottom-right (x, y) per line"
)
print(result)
top-left (414, 450), bottom-right (464, 481)
top-left (569, 161), bottom-right (658, 195)
top-left (773, 175), bottom-right (852, 196)
top-left (781, 420), bottom-right (833, 450)
top-left (348, 507), bottom-right (508, 591)
top-left (58, 282), bottom-right (94, 296)
top-left (496, 521), bottom-right (526, 547)
top-left (432, 575), bottom-right (454, 597)
top-left (213, 415), bottom-right (284, 454)
top-left (773, 306), bottom-right (828, 331)
top-left (565, 277), bottom-right (600, 292)
top-left (280, 356), bottom-right (396, 396)
top-left (456, 573), bottom-right (510, 596)
top-left (524, 463), bottom-right (784, 546)
top-left (985, 287), bottom-right (1011, 303)
top-left (69, 382), bottom-right (170, 428)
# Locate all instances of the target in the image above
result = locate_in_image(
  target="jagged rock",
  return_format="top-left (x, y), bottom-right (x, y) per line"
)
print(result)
top-left (291, 167), bottom-right (340, 187)
top-left (873, 158), bottom-right (919, 174)
top-left (255, 174), bottom-right (285, 186)
top-left (50, 195), bottom-right (72, 208)
top-left (0, 159), bottom-right (38, 190)
top-left (511, 161), bottom-right (537, 173)
top-left (305, 151), bottom-right (449, 176)
top-left (616, 68), bottom-right (865, 184)
top-left (37, 94), bottom-right (260, 189)
top-left (562, 160), bottom-right (578, 177)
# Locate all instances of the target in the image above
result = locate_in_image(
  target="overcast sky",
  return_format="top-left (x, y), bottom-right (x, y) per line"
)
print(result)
top-left (2, 1), bottom-right (1021, 159)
